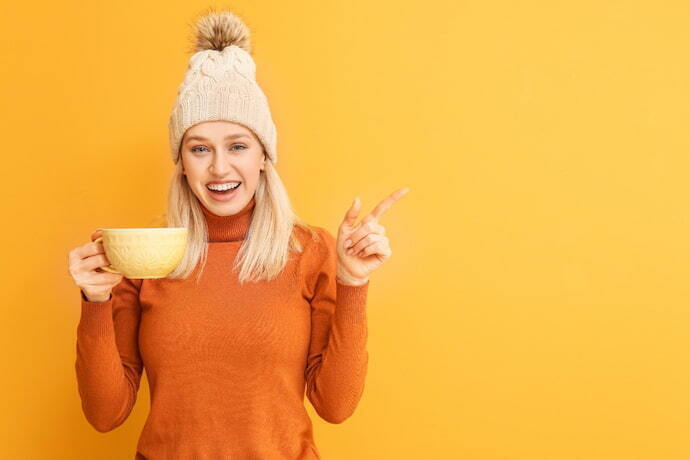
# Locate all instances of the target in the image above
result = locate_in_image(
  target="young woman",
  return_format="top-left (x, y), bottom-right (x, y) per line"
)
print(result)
top-left (68, 9), bottom-right (408, 459)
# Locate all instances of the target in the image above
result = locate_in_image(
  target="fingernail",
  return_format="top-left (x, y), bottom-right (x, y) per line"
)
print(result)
top-left (347, 248), bottom-right (354, 255)
top-left (344, 239), bottom-right (352, 247)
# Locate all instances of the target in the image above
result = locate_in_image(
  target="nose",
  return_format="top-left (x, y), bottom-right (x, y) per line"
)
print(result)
top-left (209, 151), bottom-right (232, 175)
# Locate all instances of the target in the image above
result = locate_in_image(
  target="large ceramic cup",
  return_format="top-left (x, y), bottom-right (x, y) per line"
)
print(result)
top-left (93, 228), bottom-right (188, 279)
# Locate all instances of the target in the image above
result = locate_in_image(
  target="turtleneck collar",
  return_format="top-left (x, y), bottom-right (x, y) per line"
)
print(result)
top-left (200, 195), bottom-right (256, 242)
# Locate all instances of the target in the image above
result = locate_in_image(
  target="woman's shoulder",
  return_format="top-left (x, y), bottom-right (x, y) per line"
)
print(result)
top-left (292, 225), bottom-right (337, 281)
top-left (294, 223), bottom-right (333, 246)
top-left (293, 224), bottom-right (337, 260)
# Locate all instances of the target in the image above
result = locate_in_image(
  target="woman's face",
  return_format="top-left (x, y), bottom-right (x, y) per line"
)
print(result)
top-left (180, 120), bottom-right (266, 216)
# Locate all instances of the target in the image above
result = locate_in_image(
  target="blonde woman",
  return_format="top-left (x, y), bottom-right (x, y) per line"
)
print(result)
top-left (67, 8), bottom-right (409, 459)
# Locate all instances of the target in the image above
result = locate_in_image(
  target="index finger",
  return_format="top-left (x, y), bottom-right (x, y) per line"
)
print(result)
top-left (364, 187), bottom-right (410, 223)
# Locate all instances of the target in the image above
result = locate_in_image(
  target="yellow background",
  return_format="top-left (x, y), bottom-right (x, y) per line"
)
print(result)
top-left (1, 0), bottom-right (689, 458)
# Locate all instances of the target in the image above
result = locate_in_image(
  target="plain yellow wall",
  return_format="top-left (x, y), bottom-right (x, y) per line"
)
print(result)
top-left (2, 0), bottom-right (689, 458)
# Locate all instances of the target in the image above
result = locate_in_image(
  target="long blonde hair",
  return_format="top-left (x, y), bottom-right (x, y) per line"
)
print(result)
top-left (152, 157), bottom-right (319, 284)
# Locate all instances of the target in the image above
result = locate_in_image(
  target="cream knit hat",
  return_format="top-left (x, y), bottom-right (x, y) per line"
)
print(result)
top-left (168, 10), bottom-right (277, 165)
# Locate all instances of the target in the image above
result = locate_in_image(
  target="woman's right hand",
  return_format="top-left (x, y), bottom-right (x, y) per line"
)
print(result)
top-left (68, 229), bottom-right (123, 303)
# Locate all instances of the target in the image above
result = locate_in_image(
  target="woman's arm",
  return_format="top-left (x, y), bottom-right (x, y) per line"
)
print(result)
top-left (304, 227), bottom-right (370, 424)
top-left (74, 277), bottom-right (144, 432)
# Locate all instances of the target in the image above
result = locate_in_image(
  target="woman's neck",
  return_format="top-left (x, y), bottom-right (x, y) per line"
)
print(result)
top-left (200, 195), bottom-right (256, 242)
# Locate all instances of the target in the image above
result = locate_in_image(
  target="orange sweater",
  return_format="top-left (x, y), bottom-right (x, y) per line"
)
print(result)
top-left (75, 195), bottom-right (370, 459)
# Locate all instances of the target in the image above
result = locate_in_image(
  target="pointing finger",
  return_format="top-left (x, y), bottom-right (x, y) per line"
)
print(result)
top-left (363, 187), bottom-right (410, 224)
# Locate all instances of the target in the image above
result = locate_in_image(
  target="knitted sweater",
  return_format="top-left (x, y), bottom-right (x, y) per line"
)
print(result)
top-left (74, 195), bottom-right (370, 459)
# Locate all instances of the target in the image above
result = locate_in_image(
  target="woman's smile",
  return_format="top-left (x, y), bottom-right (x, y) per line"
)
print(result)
top-left (206, 181), bottom-right (241, 202)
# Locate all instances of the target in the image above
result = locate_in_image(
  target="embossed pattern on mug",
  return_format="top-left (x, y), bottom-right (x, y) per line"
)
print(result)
top-left (104, 229), bottom-right (188, 278)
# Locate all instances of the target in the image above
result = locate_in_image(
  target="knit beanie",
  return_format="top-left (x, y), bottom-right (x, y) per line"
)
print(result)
top-left (168, 10), bottom-right (277, 165)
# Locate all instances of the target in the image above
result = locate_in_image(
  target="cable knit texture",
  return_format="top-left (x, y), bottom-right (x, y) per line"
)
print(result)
top-left (168, 45), bottom-right (278, 165)
top-left (74, 196), bottom-right (370, 459)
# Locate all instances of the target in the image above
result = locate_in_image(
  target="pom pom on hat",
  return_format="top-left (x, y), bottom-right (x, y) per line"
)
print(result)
top-left (168, 9), bottom-right (277, 165)
top-left (192, 10), bottom-right (251, 53)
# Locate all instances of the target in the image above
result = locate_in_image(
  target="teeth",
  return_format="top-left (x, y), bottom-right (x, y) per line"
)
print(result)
top-left (207, 182), bottom-right (240, 191)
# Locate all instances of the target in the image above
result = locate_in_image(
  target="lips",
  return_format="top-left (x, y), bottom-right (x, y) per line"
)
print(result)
top-left (206, 182), bottom-right (241, 202)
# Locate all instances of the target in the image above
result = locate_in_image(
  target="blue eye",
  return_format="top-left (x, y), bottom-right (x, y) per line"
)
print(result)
top-left (190, 145), bottom-right (246, 153)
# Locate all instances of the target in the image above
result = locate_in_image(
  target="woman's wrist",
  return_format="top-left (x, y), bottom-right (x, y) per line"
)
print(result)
top-left (336, 272), bottom-right (369, 286)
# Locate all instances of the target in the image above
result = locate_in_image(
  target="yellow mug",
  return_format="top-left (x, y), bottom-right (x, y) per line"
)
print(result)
top-left (93, 228), bottom-right (188, 279)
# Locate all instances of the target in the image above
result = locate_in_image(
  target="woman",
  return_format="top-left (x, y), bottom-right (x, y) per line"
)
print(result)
top-left (68, 9), bottom-right (409, 459)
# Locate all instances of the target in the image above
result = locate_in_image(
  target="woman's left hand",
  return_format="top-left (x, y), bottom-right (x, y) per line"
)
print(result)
top-left (335, 187), bottom-right (410, 285)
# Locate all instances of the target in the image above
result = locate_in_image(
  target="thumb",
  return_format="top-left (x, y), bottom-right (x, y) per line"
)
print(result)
top-left (91, 229), bottom-right (103, 241)
top-left (342, 196), bottom-right (361, 228)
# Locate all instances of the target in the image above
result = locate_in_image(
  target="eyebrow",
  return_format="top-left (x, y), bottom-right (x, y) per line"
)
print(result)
top-left (184, 134), bottom-right (250, 144)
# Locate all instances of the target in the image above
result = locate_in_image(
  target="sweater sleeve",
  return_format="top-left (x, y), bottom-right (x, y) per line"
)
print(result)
top-left (74, 277), bottom-right (144, 433)
top-left (304, 227), bottom-right (370, 424)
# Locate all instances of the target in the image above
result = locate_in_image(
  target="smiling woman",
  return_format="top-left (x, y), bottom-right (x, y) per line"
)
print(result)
top-left (72, 7), bottom-right (373, 460)
top-left (180, 121), bottom-right (264, 212)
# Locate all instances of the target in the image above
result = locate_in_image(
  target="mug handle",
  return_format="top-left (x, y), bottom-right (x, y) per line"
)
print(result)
top-left (93, 236), bottom-right (122, 274)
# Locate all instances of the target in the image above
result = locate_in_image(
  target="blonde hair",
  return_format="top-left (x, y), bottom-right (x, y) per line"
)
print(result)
top-left (152, 157), bottom-right (319, 284)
